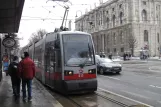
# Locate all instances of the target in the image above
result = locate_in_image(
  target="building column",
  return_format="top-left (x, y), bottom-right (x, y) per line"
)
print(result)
top-left (102, 34), bottom-right (105, 52)
top-left (96, 34), bottom-right (99, 54)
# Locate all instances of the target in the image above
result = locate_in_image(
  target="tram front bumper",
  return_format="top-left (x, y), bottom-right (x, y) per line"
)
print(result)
top-left (64, 78), bottom-right (97, 92)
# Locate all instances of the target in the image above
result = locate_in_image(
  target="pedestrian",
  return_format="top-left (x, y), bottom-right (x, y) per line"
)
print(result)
top-left (123, 53), bottom-right (126, 61)
top-left (3, 55), bottom-right (9, 76)
top-left (19, 56), bottom-right (24, 92)
top-left (8, 56), bottom-right (21, 100)
top-left (19, 52), bottom-right (35, 102)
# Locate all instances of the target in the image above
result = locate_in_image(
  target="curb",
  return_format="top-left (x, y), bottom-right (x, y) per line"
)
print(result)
top-left (120, 61), bottom-right (148, 64)
top-left (34, 78), bottom-right (63, 107)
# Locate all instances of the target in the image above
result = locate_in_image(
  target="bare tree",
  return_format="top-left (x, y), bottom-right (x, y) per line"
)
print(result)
top-left (29, 29), bottom-right (47, 44)
top-left (37, 29), bottom-right (48, 39)
top-left (128, 35), bottom-right (137, 56)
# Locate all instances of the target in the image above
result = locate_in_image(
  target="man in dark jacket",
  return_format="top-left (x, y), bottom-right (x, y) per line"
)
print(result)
top-left (19, 52), bottom-right (35, 102)
top-left (8, 56), bottom-right (21, 99)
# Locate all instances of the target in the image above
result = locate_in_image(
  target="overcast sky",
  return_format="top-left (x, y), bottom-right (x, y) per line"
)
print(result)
top-left (18, 0), bottom-right (108, 47)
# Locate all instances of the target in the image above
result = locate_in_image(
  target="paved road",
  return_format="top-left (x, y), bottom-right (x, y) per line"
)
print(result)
top-left (98, 60), bottom-right (161, 107)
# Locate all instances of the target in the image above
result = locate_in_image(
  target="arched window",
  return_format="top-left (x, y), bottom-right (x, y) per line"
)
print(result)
top-left (113, 15), bottom-right (116, 27)
top-left (144, 30), bottom-right (148, 42)
top-left (107, 34), bottom-right (109, 44)
top-left (99, 12), bottom-right (102, 25)
top-left (113, 33), bottom-right (116, 45)
top-left (120, 31), bottom-right (124, 43)
top-left (156, 15), bottom-right (159, 21)
top-left (120, 12), bottom-right (123, 25)
top-left (107, 18), bottom-right (110, 28)
top-left (142, 10), bottom-right (147, 22)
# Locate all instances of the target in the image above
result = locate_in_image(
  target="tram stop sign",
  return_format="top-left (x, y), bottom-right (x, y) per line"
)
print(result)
top-left (2, 37), bottom-right (16, 48)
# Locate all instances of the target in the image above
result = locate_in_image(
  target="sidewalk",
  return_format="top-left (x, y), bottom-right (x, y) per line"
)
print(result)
top-left (113, 57), bottom-right (161, 64)
top-left (0, 72), bottom-right (63, 107)
top-left (120, 60), bottom-right (148, 64)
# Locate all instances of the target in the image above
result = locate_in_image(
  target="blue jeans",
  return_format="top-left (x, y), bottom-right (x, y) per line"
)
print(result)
top-left (22, 79), bottom-right (32, 99)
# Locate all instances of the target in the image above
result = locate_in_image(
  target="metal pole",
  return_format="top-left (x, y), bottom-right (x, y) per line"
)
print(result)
top-left (61, 7), bottom-right (69, 28)
top-left (65, 9), bottom-right (69, 27)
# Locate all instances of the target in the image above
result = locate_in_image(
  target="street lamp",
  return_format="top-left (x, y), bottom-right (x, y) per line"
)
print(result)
top-left (75, 10), bottom-right (83, 18)
top-left (75, 10), bottom-right (83, 31)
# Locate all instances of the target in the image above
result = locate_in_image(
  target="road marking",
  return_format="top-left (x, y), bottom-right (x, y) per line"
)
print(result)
top-left (149, 66), bottom-right (161, 72)
top-left (122, 90), bottom-right (151, 99)
top-left (106, 76), bottom-right (120, 80)
top-left (98, 75), bottom-right (120, 80)
top-left (157, 101), bottom-right (161, 104)
top-left (149, 85), bottom-right (161, 89)
top-left (98, 87), bottom-right (153, 107)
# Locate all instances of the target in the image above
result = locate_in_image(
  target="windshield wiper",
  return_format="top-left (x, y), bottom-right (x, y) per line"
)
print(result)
top-left (79, 43), bottom-right (93, 68)
top-left (79, 58), bottom-right (89, 68)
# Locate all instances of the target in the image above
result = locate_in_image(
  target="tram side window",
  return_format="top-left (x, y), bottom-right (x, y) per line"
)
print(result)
top-left (34, 47), bottom-right (38, 67)
top-left (57, 49), bottom-right (61, 68)
top-left (45, 42), bottom-right (53, 67)
top-left (39, 45), bottom-right (43, 67)
top-left (49, 47), bottom-right (55, 73)
top-left (35, 45), bottom-right (42, 67)
top-left (54, 39), bottom-right (61, 68)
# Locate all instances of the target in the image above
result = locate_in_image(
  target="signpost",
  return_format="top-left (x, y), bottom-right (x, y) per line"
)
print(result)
top-left (2, 37), bottom-right (16, 48)
top-left (2, 37), bottom-right (16, 75)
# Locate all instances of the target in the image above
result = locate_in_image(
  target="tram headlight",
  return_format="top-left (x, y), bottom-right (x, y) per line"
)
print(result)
top-left (64, 70), bottom-right (73, 76)
top-left (88, 69), bottom-right (96, 74)
top-left (88, 70), bottom-right (92, 73)
top-left (69, 71), bottom-right (72, 75)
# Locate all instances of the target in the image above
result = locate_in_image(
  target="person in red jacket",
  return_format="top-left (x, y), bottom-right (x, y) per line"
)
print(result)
top-left (19, 52), bottom-right (35, 102)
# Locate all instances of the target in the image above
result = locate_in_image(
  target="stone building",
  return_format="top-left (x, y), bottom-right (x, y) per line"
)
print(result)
top-left (75, 0), bottom-right (161, 57)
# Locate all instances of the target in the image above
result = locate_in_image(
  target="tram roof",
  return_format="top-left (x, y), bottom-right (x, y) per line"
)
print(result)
top-left (58, 31), bottom-right (91, 35)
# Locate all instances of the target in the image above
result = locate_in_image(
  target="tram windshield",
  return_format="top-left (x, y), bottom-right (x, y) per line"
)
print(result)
top-left (62, 34), bottom-right (95, 67)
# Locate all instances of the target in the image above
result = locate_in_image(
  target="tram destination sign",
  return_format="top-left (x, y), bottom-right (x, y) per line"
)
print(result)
top-left (63, 34), bottom-right (90, 42)
top-left (2, 37), bottom-right (16, 48)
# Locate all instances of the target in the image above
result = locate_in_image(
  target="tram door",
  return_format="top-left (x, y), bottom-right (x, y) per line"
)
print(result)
top-left (45, 47), bottom-right (56, 87)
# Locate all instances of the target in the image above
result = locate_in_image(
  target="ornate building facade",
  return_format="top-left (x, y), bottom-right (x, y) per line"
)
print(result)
top-left (75, 0), bottom-right (161, 57)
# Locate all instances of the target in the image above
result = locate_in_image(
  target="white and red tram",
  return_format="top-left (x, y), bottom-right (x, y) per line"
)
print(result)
top-left (21, 31), bottom-right (97, 94)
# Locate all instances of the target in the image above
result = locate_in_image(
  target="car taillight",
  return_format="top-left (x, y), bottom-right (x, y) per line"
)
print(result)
top-left (64, 70), bottom-right (73, 76)
top-left (88, 69), bottom-right (96, 74)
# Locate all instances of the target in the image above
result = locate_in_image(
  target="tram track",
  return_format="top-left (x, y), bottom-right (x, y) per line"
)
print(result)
top-left (67, 92), bottom-right (129, 107)
top-left (66, 96), bottom-right (83, 107)
top-left (46, 87), bottom-right (83, 107)
top-left (46, 86), bottom-right (129, 107)
top-left (35, 78), bottom-right (151, 107)
top-left (95, 92), bottom-right (128, 107)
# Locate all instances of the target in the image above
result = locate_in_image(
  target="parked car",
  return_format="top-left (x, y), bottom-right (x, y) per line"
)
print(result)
top-left (95, 55), bottom-right (101, 59)
top-left (95, 56), bottom-right (122, 74)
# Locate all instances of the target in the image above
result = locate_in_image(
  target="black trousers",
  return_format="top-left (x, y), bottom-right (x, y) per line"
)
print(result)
top-left (11, 77), bottom-right (21, 97)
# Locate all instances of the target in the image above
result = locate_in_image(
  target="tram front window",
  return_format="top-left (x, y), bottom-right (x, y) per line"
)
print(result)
top-left (62, 34), bottom-right (95, 67)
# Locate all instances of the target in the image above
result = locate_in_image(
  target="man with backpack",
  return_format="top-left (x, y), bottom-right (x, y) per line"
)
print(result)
top-left (8, 56), bottom-right (21, 100)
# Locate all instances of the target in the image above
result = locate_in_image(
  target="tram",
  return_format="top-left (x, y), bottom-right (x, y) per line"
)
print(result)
top-left (21, 31), bottom-right (97, 94)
